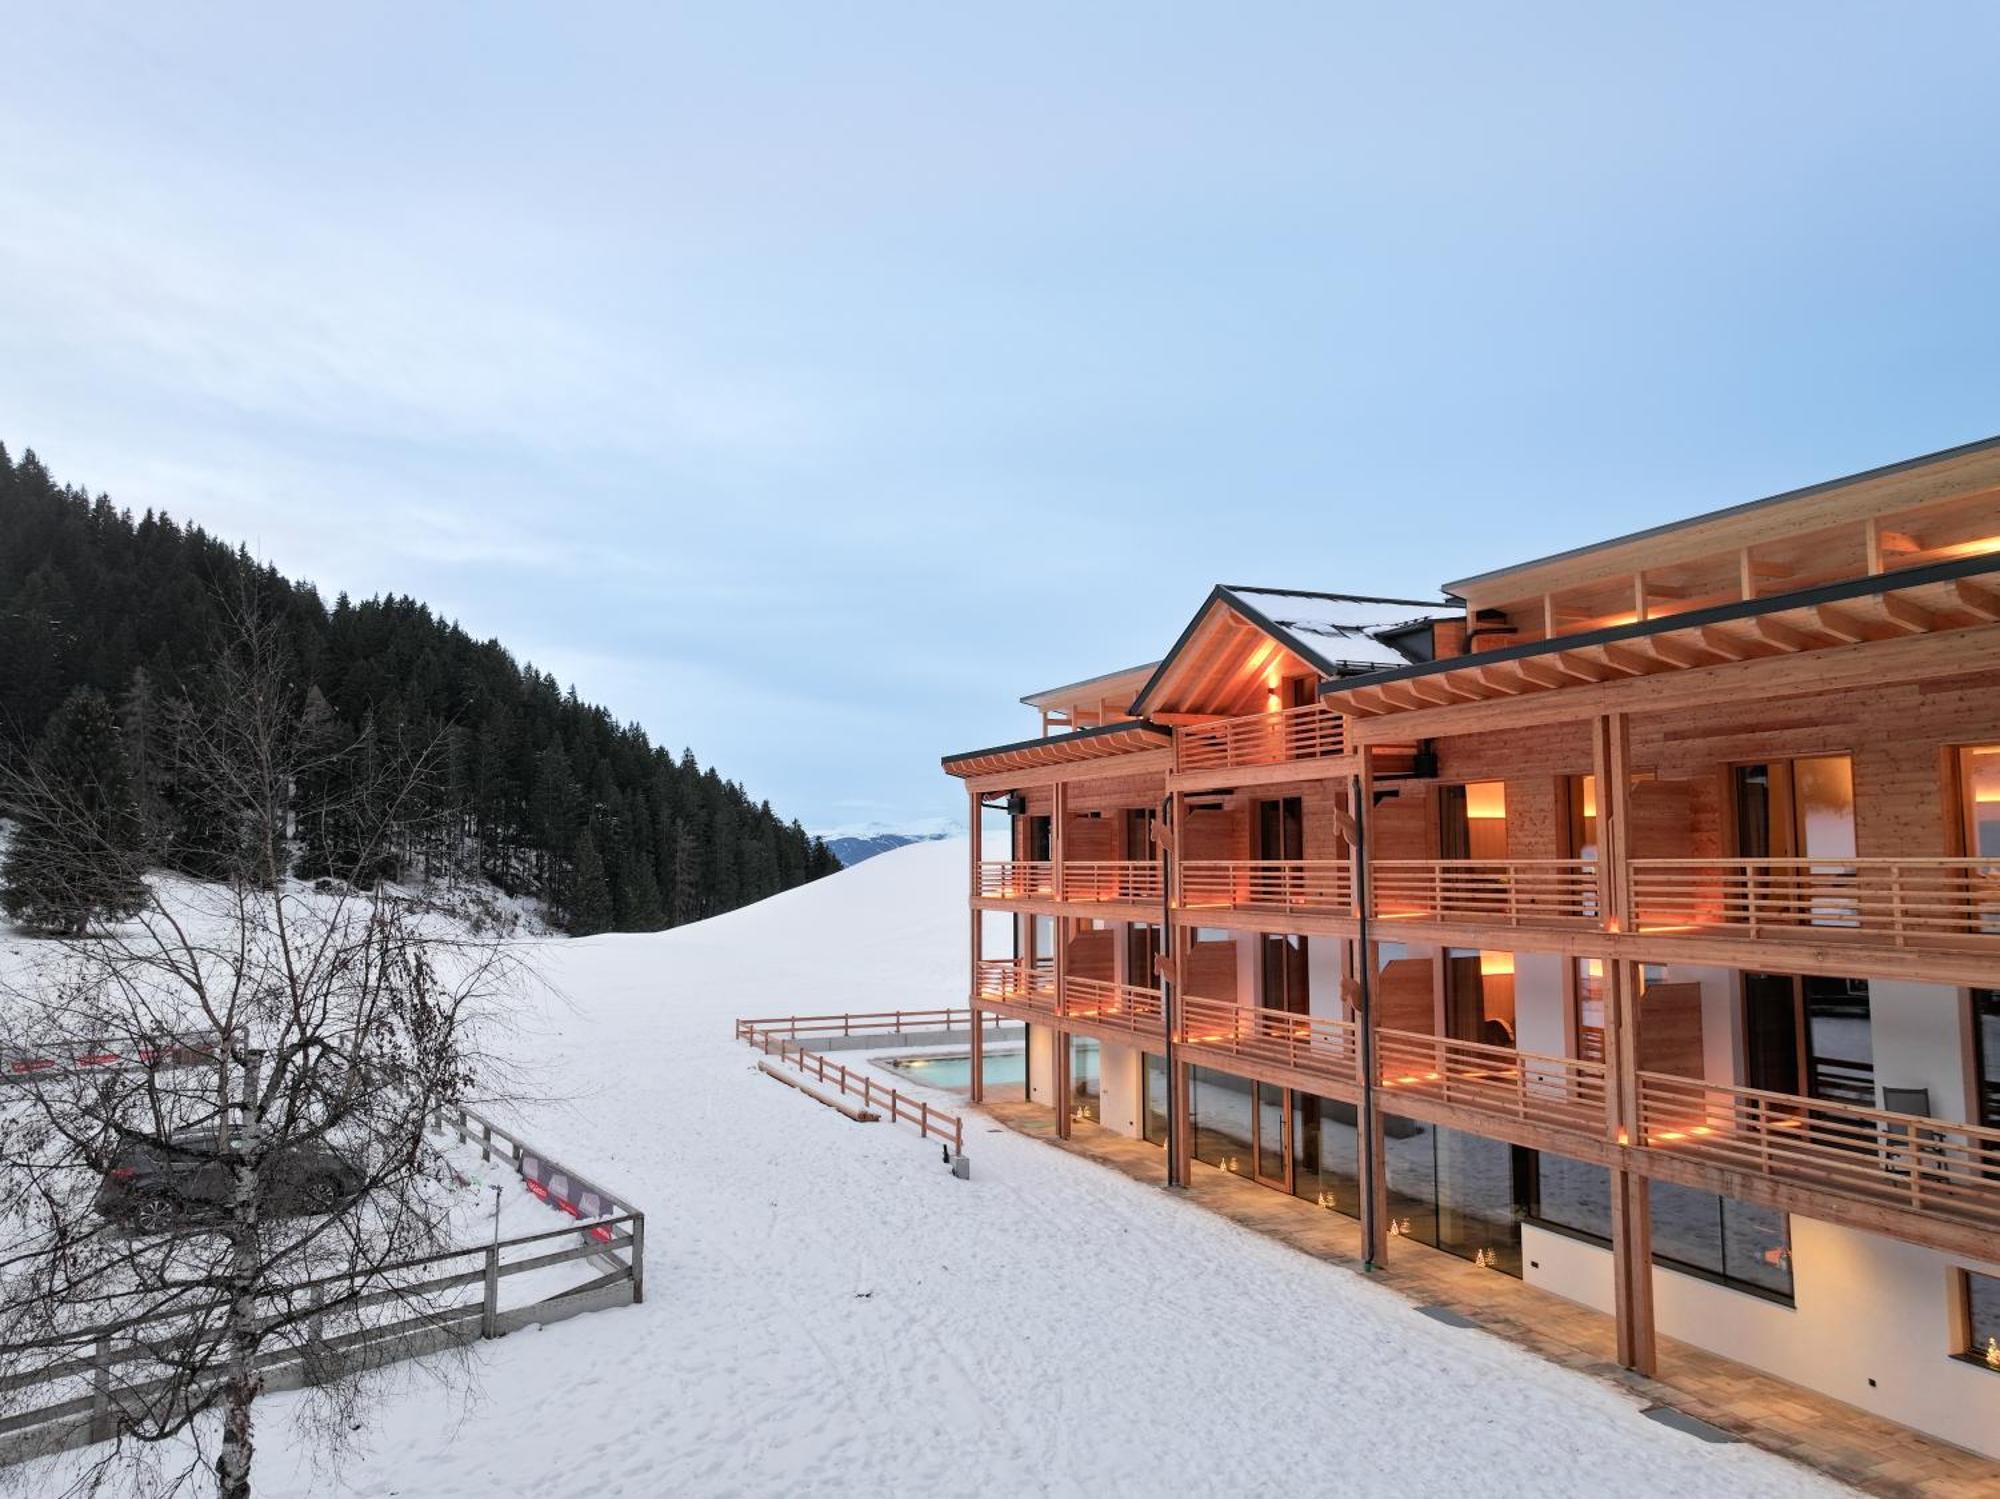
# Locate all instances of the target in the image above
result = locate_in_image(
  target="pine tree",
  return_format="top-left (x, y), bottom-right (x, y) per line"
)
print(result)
top-left (567, 828), bottom-right (613, 936)
top-left (1, 686), bottom-right (148, 935)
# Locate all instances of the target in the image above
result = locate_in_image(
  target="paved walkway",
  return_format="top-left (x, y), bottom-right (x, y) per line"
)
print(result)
top-left (984, 1100), bottom-right (2000, 1499)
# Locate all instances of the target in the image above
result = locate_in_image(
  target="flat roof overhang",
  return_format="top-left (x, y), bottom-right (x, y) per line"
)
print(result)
top-left (1321, 549), bottom-right (2000, 719)
top-left (941, 720), bottom-right (1173, 779)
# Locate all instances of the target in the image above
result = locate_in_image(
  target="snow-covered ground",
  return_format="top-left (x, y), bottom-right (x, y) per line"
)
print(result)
top-left (27, 841), bottom-right (1850, 1497)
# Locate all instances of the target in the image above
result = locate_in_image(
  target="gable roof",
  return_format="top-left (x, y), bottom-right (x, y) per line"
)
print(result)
top-left (1129, 585), bottom-right (1457, 717)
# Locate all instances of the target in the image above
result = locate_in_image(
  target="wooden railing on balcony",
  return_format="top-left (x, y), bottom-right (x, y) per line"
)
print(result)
top-left (1175, 994), bottom-right (1360, 1093)
top-left (1062, 977), bottom-right (1164, 1038)
top-left (1375, 1028), bottom-right (1609, 1136)
top-left (1175, 703), bottom-right (1346, 774)
top-left (1637, 1071), bottom-right (2000, 1235)
top-left (976, 860), bottom-right (1054, 899)
top-left (1058, 860), bottom-right (1163, 904)
top-left (1629, 857), bottom-right (2000, 946)
top-left (1179, 859), bottom-right (1354, 917)
top-left (1370, 859), bottom-right (1599, 927)
top-left (974, 957), bottom-right (1057, 1016)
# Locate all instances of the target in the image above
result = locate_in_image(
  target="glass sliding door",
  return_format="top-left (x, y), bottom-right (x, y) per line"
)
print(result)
top-left (1732, 756), bottom-right (1856, 927)
top-left (1253, 1081), bottom-right (1291, 1189)
top-left (1803, 976), bottom-right (1873, 1107)
top-left (1293, 1094), bottom-right (1359, 1214)
top-left (1959, 746), bottom-right (2000, 934)
top-left (1975, 990), bottom-right (2000, 1130)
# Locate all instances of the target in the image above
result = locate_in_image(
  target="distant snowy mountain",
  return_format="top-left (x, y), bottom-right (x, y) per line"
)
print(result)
top-left (813, 819), bottom-right (961, 868)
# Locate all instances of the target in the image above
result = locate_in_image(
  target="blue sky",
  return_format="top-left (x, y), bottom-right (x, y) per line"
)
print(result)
top-left (3, 4), bottom-right (1998, 833)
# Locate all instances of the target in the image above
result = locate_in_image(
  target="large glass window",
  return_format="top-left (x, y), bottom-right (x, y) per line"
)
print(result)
top-left (1293, 1094), bottom-right (1359, 1216)
top-left (1143, 1055), bottom-right (1169, 1145)
top-left (1069, 1037), bottom-right (1100, 1123)
top-left (1975, 990), bottom-right (2000, 1131)
top-left (1964, 1271), bottom-right (2000, 1371)
top-left (1188, 1066), bottom-right (1253, 1173)
top-left (1962, 746), bottom-right (2000, 936)
top-left (1383, 1115), bottom-right (1526, 1273)
top-left (1573, 958), bottom-right (1606, 1064)
top-left (1528, 1158), bottom-right (1794, 1302)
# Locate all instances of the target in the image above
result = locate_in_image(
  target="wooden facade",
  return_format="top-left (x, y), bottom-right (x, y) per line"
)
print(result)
top-left (944, 442), bottom-right (2000, 1458)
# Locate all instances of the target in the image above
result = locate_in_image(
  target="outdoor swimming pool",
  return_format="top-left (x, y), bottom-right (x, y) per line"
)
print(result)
top-left (878, 1048), bottom-right (1025, 1091)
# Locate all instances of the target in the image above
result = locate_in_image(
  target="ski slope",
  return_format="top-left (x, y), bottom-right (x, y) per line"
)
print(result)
top-left (35, 840), bottom-right (1849, 1497)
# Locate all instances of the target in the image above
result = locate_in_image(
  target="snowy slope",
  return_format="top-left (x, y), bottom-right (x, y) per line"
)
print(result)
top-left (33, 841), bottom-right (1849, 1498)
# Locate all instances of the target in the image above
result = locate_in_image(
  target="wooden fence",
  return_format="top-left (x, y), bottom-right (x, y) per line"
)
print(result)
top-left (736, 1017), bottom-right (967, 1153)
top-left (0, 1103), bottom-right (643, 1467)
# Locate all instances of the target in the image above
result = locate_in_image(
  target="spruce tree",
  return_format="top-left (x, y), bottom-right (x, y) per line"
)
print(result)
top-left (1, 686), bottom-right (148, 935)
top-left (567, 828), bottom-right (614, 935)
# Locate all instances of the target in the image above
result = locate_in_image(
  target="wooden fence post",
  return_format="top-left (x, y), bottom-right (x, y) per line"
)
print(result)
top-left (630, 1213), bottom-right (646, 1305)
top-left (481, 1245), bottom-right (500, 1339)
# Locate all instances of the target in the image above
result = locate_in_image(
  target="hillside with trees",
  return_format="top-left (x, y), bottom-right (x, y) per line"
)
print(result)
top-left (0, 443), bottom-right (840, 934)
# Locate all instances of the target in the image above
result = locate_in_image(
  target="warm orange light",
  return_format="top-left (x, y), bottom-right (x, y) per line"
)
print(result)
top-left (1479, 951), bottom-right (1515, 977)
top-left (1583, 958), bottom-right (1604, 979)
top-left (1580, 775), bottom-right (1597, 819)
top-left (1465, 781), bottom-right (1507, 820)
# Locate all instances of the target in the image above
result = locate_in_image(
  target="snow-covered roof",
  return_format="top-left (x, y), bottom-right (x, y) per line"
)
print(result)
top-left (1222, 587), bottom-right (1459, 675)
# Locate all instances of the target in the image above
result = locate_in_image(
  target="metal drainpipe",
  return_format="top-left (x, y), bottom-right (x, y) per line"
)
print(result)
top-left (1158, 792), bottom-right (1179, 1189)
top-left (1354, 776), bottom-right (1382, 1271)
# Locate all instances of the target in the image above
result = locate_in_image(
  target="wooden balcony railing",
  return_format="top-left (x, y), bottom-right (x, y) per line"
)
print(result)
top-left (1058, 861), bottom-right (1163, 904)
top-left (976, 860), bottom-right (1054, 899)
top-left (1175, 994), bottom-right (1360, 1092)
top-left (1375, 1028), bottom-right (1608, 1136)
top-left (1629, 857), bottom-right (2000, 946)
top-left (1370, 859), bottom-right (1599, 927)
top-left (974, 958), bottom-right (1057, 1015)
top-left (1062, 977), bottom-right (1164, 1038)
top-left (1179, 859), bottom-right (1354, 916)
top-left (1638, 1071), bottom-right (2000, 1236)
top-left (1175, 703), bottom-right (1346, 774)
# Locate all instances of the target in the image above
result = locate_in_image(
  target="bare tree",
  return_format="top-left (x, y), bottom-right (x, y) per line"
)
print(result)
top-left (0, 607), bottom-right (529, 1496)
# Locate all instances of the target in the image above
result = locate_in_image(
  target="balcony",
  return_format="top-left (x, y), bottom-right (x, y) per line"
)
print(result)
top-left (1058, 861), bottom-right (1163, 905)
top-left (1175, 994), bottom-right (1360, 1096)
top-left (1062, 976), bottom-right (1165, 1041)
top-left (1174, 702), bottom-right (1346, 775)
top-left (974, 860), bottom-right (1159, 907)
top-left (974, 957), bottom-right (1056, 1017)
top-left (1638, 1071), bottom-right (2000, 1248)
top-left (1630, 857), bottom-right (2000, 951)
top-left (1375, 1028), bottom-right (1609, 1143)
top-left (975, 860), bottom-right (1053, 899)
top-left (1179, 859), bottom-right (1354, 919)
top-left (1369, 859), bottom-right (1599, 929)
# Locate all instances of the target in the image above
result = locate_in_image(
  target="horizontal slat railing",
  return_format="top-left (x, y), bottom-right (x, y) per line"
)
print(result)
top-left (1178, 860), bottom-right (1354, 916)
top-left (1175, 703), bottom-right (1346, 773)
top-left (975, 860), bottom-right (1054, 899)
top-left (736, 1021), bottom-right (965, 1153)
top-left (730, 1008), bottom-right (1007, 1042)
top-left (1629, 857), bottom-right (2000, 946)
top-left (1375, 1028), bottom-right (1608, 1135)
top-left (1637, 1071), bottom-right (2000, 1233)
top-left (1175, 994), bottom-right (1359, 1091)
top-left (1057, 861), bottom-right (1163, 904)
top-left (1369, 859), bottom-right (1599, 926)
top-left (972, 958), bottom-right (1058, 1016)
top-left (1061, 977), bottom-right (1164, 1037)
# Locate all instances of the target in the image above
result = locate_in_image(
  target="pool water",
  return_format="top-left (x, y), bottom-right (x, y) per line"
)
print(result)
top-left (879, 1048), bottom-right (1026, 1091)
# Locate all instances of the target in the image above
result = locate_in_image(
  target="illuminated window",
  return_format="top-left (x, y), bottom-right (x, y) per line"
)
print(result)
top-left (1960, 1271), bottom-right (2000, 1373)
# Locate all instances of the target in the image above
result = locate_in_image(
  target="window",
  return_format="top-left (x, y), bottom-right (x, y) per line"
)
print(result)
top-left (1439, 781), bottom-right (1507, 861)
top-left (1259, 933), bottom-right (1309, 1014)
top-left (1959, 1271), bottom-right (2000, 1373)
top-left (1573, 958), bottom-right (1606, 1064)
top-left (1446, 949), bottom-right (1516, 1047)
top-left (1975, 990), bottom-right (2000, 1131)
top-left (1143, 1055), bottom-right (1168, 1145)
top-left (1959, 746), bottom-right (2000, 936)
top-left (1528, 1157), bottom-right (1795, 1302)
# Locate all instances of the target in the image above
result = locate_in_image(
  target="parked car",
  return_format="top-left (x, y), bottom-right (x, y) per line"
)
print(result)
top-left (94, 1129), bottom-right (366, 1232)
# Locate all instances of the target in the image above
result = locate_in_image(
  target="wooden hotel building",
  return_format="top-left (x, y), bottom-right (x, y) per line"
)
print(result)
top-left (943, 437), bottom-right (2000, 1459)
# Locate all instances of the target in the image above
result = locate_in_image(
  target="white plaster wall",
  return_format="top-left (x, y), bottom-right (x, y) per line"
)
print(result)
top-left (1661, 963), bottom-right (1740, 1087)
top-left (1870, 981), bottom-right (1971, 1123)
top-left (1513, 952), bottom-right (1567, 1058)
top-left (1026, 1023), bottom-right (1055, 1105)
top-left (1524, 1220), bottom-right (2000, 1459)
top-left (1098, 1040), bottom-right (1144, 1138)
top-left (1308, 937), bottom-right (1345, 1020)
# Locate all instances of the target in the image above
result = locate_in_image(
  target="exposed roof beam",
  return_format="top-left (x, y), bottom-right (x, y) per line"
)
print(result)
top-left (1878, 591), bottom-right (1939, 634)
top-left (1552, 652), bottom-right (1616, 684)
top-left (1755, 614), bottom-right (1816, 651)
top-left (1642, 633), bottom-right (1715, 668)
top-left (1954, 577), bottom-right (2000, 620)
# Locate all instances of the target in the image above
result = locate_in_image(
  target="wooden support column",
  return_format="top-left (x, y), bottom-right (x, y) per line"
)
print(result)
top-left (1160, 788), bottom-right (1189, 1188)
top-left (1607, 949), bottom-right (1656, 1375)
top-left (1352, 757), bottom-right (1389, 1268)
top-left (1051, 779), bottom-right (1071, 1137)
top-left (968, 787), bottom-right (984, 1103)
